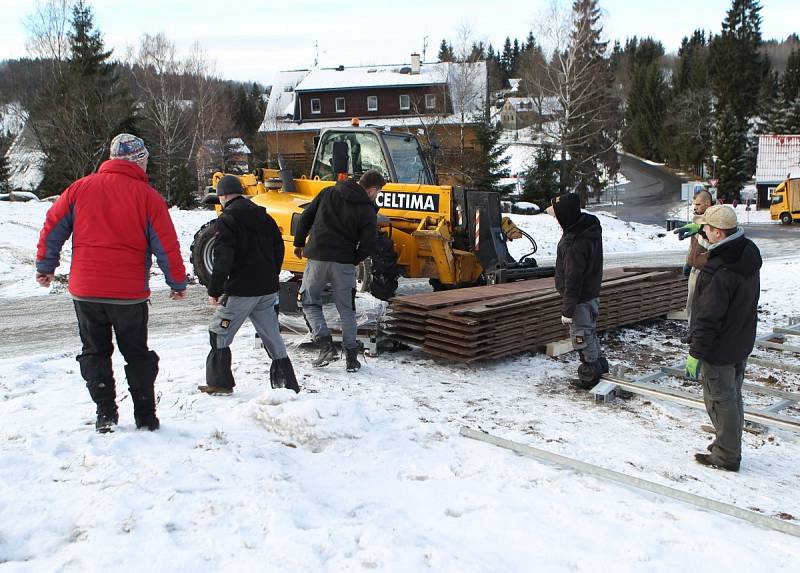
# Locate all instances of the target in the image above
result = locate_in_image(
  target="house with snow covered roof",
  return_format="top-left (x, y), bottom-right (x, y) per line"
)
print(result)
top-left (259, 55), bottom-right (487, 181)
top-left (755, 134), bottom-right (800, 206)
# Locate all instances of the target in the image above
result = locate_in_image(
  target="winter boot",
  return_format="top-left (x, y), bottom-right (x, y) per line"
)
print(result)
top-left (126, 351), bottom-right (160, 430)
top-left (345, 348), bottom-right (361, 372)
top-left (572, 361), bottom-right (604, 390)
top-left (135, 414), bottom-right (160, 431)
top-left (270, 357), bottom-right (300, 393)
top-left (694, 453), bottom-right (739, 472)
top-left (198, 385), bottom-right (234, 395)
top-left (86, 380), bottom-right (118, 434)
top-left (312, 336), bottom-right (339, 367)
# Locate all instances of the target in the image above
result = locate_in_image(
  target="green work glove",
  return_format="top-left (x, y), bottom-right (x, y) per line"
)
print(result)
top-left (685, 355), bottom-right (702, 380)
top-left (673, 223), bottom-right (700, 241)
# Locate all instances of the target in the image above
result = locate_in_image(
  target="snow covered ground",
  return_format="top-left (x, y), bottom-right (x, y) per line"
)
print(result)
top-left (1, 202), bottom-right (800, 571)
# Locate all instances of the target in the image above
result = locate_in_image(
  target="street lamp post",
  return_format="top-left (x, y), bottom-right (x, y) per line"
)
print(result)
top-left (711, 154), bottom-right (719, 201)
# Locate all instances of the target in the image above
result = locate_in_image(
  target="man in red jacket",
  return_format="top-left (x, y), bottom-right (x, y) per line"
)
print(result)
top-left (36, 133), bottom-right (188, 433)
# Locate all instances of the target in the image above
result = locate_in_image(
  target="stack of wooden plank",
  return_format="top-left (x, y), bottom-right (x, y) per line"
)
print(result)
top-left (384, 268), bottom-right (687, 362)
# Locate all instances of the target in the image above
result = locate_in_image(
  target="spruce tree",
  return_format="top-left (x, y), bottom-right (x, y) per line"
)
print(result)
top-left (708, 0), bottom-right (764, 194)
top-left (522, 144), bottom-right (560, 208)
top-left (437, 39), bottom-right (453, 62)
top-left (623, 38), bottom-right (668, 160)
top-left (29, 0), bottom-right (134, 196)
top-left (709, 0), bottom-right (764, 122)
top-left (713, 105), bottom-right (750, 201)
top-left (465, 112), bottom-right (511, 195)
top-left (784, 49), bottom-right (800, 101)
top-left (564, 0), bottom-right (617, 202)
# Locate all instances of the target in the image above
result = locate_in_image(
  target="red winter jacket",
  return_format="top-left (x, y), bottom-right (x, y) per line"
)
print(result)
top-left (36, 159), bottom-right (187, 300)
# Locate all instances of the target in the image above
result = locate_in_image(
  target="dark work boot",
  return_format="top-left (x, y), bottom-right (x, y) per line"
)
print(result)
top-left (312, 336), bottom-right (338, 368)
top-left (86, 380), bottom-right (118, 434)
top-left (270, 356), bottom-right (300, 393)
top-left (572, 361), bottom-right (604, 390)
top-left (135, 414), bottom-right (160, 431)
top-left (126, 351), bottom-right (160, 431)
top-left (345, 348), bottom-right (361, 372)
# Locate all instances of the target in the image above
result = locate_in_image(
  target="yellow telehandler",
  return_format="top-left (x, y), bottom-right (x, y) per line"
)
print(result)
top-left (190, 123), bottom-right (552, 301)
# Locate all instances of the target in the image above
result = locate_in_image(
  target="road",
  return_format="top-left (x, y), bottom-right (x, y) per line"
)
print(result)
top-left (608, 153), bottom-right (684, 226)
top-left (3, 286), bottom-right (216, 355)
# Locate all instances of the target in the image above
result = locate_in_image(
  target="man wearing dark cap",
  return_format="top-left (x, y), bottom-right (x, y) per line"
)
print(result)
top-left (547, 193), bottom-right (608, 389)
top-left (686, 205), bottom-right (761, 472)
top-left (199, 175), bottom-right (299, 395)
top-left (36, 133), bottom-right (187, 433)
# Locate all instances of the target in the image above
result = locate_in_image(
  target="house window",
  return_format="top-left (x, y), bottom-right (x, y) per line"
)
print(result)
top-left (310, 98), bottom-right (321, 114)
top-left (367, 95), bottom-right (378, 111)
top-left (399, 94), bottom-right (410, 110)
top-left (335, 97), bottom-right (346, 113)
top-left (425, 94), bottom-right (436, 109)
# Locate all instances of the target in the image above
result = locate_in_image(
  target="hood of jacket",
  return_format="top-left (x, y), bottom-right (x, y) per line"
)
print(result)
top-left (335, 180), bottom-right (373, 204)
top-left (222, 196), bottom-right (270, 231)
top-left (563, 213), bottom-right (602, 240)
top-left (707, 228), bottom-right (762, 277)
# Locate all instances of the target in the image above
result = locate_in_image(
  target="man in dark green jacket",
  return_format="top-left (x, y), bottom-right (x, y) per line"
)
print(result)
top-left (548, 193), bottom-right (608, 389)
top-left (687, 205), bottom-right (761, 472)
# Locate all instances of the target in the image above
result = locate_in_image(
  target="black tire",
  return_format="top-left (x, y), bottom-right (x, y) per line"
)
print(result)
top-left (781, 212), bottom-right (793, 225)
top-left (369, 231), bottom-right (400, 301)
top-left (190, 219), bottom-right (217, 287)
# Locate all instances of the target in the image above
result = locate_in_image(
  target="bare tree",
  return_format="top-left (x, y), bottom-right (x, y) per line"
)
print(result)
top-left (449, 23), bottom-right (487, 170)
top-left (527, 0), bottom-right (619, 198)
top-left (127, 33), bottom-right (195, 203)
top-left (25, 0), bottom-right (73, 76)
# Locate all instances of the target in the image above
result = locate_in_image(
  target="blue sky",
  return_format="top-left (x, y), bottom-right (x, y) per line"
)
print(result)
top-left (0, 0), bottom-right (796, 85)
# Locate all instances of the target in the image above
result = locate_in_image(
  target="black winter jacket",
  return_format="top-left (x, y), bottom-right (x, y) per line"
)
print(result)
top-left (555, 213), bottom-right (603, 317)
top-left (689, 229), bottom-right (761, 365)
top-left (208, 196), bottom-right (285, 298)
top-left (293, 180), bottom-right (377, 264)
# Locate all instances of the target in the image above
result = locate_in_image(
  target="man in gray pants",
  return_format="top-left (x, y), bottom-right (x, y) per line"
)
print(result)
top-left (293, 170), bottom-right (384, 372)
top-left (686, 205), bottom-right (761, 471)
top-left (547, 193), bottom-right (608, 389)
top-left (199, 175), bottom-right (299, 395)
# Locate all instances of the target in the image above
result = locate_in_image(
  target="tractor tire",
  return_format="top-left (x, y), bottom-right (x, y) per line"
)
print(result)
top-left (368, 231), bottom-right (400, 301)
top-left (781, 212), bottom-right (793, 225)
top-left (190, 219), bottom-right (217, 287)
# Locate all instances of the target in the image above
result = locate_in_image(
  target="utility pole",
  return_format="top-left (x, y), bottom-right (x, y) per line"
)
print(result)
top-left (422, 36), bottom-right (429, 62)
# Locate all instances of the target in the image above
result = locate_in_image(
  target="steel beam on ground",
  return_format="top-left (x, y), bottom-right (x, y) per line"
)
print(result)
top-left (460, 427), bottom-right (800, 539)
top-left (599, 374), bottom-right (800, 433)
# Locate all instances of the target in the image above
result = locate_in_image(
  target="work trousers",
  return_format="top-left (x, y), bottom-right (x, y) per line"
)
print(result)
top-left (300, 259), bottom-right (358, 350)
top-left (73, 300), bottom-right (159, 418)
top-left (570, 298), bottom-right (602, 363)
top-left (702, 360), bottom-right (746, 467)
top-left (207, 293), bottom-right (288, 388)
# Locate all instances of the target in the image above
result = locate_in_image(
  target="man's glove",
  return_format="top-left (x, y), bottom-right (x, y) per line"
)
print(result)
top-left (673, 223), bottom-right (700, 241)
top-left (561, 315), bottom-right (573, 325)
top-left (682, 263), bottom-right (692, 277)
top-left (685, 355), bottom-right (702, 380)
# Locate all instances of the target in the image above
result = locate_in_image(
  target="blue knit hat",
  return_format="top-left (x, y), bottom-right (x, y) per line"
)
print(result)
top-left (109, 133), bottom-right (149, 162)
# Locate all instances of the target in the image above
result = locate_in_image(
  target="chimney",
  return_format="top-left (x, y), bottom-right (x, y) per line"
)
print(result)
top-left (411, 53), bottom-right (421, 75)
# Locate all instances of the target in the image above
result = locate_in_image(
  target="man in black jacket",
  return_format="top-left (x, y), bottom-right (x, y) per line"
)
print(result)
top-left (687, 205), bottom-right (761, 472)
top-left (293, 170), bottom-right (384, 372)
top-left (199, 175), bottom-right (299, 395)
top-left (547, 193), bottom-right (608, 389)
